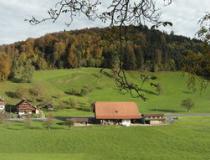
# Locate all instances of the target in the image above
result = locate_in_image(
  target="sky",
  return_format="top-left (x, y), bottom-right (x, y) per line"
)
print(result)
top-left (0, 0), bottom-right (209, 45)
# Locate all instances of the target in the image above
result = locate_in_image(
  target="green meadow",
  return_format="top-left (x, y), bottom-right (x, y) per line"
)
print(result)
top-left (0, 68), bottom-right (209, 159)
top-left (0, 116), bottom-right (209, 160)
top-left (0, 68), bottom-right (209, 115)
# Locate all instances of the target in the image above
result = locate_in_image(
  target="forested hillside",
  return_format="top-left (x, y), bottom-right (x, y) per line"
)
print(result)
top-left (0, 25), bottom-right (209, 81)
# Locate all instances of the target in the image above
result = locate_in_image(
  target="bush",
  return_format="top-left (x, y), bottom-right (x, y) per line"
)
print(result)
top-left (181, 98), bottom-right (194, 112)
top-left (15, 87), bottom-right (29, 99)
top-left (65, 119), bottom-right (74, 128)
top-left (68, 98), bottom-right (79, 109)
top-left (66, 86), bottom-right (92, 97)
top-left (80, 87), bottom-right (89, 96)
top-left (29, 84), bottom-right (46, 100)
top-left (24, 115), bottom-right (32, 128)
top-left (43, 114), bottom-right (54, 130)
top-left (60, 98), bottom-right (79, 109)
top-left (0, 112), bottom-right (7, 124)
top-left (65, 88), bottom-right (81, 96)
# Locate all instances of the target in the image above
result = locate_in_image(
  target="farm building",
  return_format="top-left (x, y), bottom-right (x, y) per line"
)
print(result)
top-left (16, 99), bottom-right (40, 116)
top-left (37, 103), bottom-right (54, 111)
top-left (66, 117), bottom-right (95, 126)
top-left (142, 114), bottom-right (165, 125)
top-left (93, 102), bottom-right (141, 126)
top-left (0, 98), bottom-right (5, 111)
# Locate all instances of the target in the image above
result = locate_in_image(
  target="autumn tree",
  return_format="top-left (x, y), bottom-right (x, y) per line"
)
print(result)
top-left (0, 53), bottom-right (12, 81)
top-left (154, 49), bottom-right (162, 72)
top-left (134, 45), bottom-right (145, 70)
top-left (123, 44), bottom-right (136, 70)
top-left (67, 43), bottom-right (79, 68)
top-left (53, 41), bottom-right (66, 67)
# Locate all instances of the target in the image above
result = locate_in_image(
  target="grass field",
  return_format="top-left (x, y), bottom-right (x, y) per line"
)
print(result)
top-left (0, 67), bottom-right (209, 115)
top-left (0, 117), bottom-right (209, 160)
top-left (0, 68), bottom-right (209, 159)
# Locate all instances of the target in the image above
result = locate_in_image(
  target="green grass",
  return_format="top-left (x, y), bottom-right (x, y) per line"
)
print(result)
top-left (0, 68), bottom-right (209, 159)
top-left (0, 67), bottom-right (210, 116)
top-left (0, 117), bottom-right (209, 159)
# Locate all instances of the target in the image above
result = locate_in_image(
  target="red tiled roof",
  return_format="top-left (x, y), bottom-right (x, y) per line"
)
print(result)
top-left (94, 102), bottom-right (141, 119)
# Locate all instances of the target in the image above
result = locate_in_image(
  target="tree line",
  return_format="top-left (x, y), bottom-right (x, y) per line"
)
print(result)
top-left (0, 25), bottom-right (209, 82)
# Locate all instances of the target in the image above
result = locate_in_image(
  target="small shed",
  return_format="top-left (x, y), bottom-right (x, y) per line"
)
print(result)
top-left (143, 114), bottom-right (165, 125)
top-left (93, 102), bottom-right (141, 126)
top-left (66, 117), bottom-right (93, 125)
top-left (0, 98), bottom-right (5, 111)
top-left (38, 103), bottom-right (54, 111)
top-left (16, 99), bottom-right (40, 116)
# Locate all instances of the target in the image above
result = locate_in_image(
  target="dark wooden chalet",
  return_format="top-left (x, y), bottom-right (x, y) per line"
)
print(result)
top-left (16, 99), bottom-right (39, 116)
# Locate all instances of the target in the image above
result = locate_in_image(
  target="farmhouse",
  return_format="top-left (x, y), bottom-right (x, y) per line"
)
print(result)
top-left (93, 102), bottom-right (141, 126)
top-left (0, 98), bottom-right (5, 111)
top-left (16, 99), bottom-right (40, 116)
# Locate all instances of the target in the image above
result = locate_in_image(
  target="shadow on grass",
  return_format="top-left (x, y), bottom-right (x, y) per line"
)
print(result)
top-left (182, 90), bottom-right (193, 94)
top-left (140, 88), bottom-right (158, 96)
top-left (149, 108), bottom-right (182, 113)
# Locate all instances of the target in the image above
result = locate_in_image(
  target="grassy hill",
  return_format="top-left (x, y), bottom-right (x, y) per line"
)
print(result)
top-left (0, 68), bottom-right (210, 115)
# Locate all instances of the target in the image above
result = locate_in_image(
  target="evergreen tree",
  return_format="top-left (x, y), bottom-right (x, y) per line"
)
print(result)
top-left (10, 54), bottom-right (34, 83)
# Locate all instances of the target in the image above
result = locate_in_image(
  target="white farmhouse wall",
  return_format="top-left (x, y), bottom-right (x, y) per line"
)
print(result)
top-left (0, 105), bottom-right (5, 110)
top-left (18, 112), bottom-right (25, 116)
top-left (121, 120), bottom-right (131, 127)
top-left (35, 109), bottom-right (40, 114)
top-left (150, 120), bottom-right (162, 125)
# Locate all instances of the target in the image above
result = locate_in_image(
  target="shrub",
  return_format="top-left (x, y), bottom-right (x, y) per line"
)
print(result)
top-left (24, 115), bottom-right (32, 128)
top-left (29, 88), bottom-right (39, 97)
top-left (56, 101), bottom-right (66, 110)
top-left (181, 98), bottom-right (194, 112)
top-left (66, 86), bottom-right (92, 97)
top-left (156, 83), bottom-right (162, 95)
top-left (65, 88), bottom-right (81, 96)
top-left (65, 119), bottom-right (74, 128)
top-left (60, 98), bottom-right (79, 109)
top-left (0, 112), bottom-right (7, 124)
top-left (29, 84), bottom-right (45, 99)
top-left (68, 98), bottom-right (79, 109)
top-left (96, 86), bottom-right (103, 90)
top-left (15, 87), bottom-right (29, 99)
top-left (80, 87), bottom-right (89, 96)
top-left (43, 114), bottom-right (54, 130)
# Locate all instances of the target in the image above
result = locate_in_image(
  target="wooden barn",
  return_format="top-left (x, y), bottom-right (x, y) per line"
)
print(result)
top-left (16, 99), bottom-right (40, 116)
top-left (0, 98), bottom-right (5, 111)
top-left (93, 102), bottom-right (141, 126)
